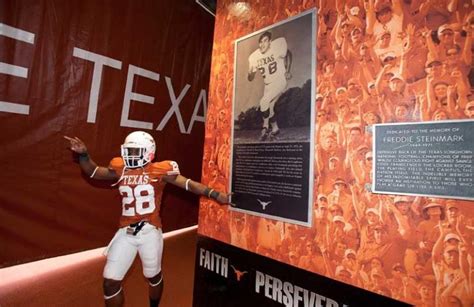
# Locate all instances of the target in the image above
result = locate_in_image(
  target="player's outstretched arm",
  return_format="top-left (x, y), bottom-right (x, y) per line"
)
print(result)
top-left (163, 174), bottom-right (233, 205)
top-left (64, 136), bottom-right (119, 181)
top-left (248, 65), bottom-right (257, 81)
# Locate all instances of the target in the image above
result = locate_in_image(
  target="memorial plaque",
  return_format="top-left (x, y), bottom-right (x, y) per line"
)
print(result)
top-left (373, 120), bottom-right (474, 200)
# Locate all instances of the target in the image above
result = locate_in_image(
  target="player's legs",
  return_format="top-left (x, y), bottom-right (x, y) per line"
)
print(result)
top-left (148, 272), bottom-right (164, 307)
top-left (260, 79), bottom-right (286, 139)
top-left (259, 89), bottom-right (271, 141)
top-left (138, 226), bottom-right (164, 307)
top-left (259, 109), bottom-right (271, 141)
top-left (103, 229), bottom-right (138, 307)
top-left (103, 279), bottom-right (124, 307)
top-left (268, 98), bottom-right (281, 136)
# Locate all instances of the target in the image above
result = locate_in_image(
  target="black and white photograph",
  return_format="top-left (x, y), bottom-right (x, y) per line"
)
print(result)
top-left (232, 10), bottom-right (314, 144)
top-left (230, 10), bottom-right (316, 225)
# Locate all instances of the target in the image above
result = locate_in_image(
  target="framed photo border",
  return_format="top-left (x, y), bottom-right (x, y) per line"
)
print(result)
top-left (228, 9), bottom-right (317, 227)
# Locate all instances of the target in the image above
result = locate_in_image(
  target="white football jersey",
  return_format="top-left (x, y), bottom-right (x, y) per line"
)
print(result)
top-left (249, 37), bottom-right (288, 85)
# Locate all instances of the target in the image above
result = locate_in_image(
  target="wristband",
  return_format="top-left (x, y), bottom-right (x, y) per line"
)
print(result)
top-left (207, 189), bottom-right (215, 198)
top-left (210, 190), bottom-right (219, 200)
top-left (78, 152), bottom-right (89, 162)
top-left (185, 179), bottom-right (191, 191)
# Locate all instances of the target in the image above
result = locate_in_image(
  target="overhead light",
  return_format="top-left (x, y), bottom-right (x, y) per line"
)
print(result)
top-left (228, 2), bottom-right (251, 20)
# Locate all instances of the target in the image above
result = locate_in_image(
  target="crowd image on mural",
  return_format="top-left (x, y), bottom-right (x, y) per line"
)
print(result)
top-left (199, 0), bottom-right (474, 306)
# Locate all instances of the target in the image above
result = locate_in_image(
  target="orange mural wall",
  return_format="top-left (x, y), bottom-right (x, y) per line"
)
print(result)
top-left (199, 0), bottom-right (474, 306)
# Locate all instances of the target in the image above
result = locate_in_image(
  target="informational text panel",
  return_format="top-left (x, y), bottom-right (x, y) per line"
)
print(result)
top-left (373, 120), bottom-right (474, 200)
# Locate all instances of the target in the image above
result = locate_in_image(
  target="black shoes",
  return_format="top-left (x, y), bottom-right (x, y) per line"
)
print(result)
top-left (260, 128), bottom-right (270, 141)
top-left (260, 128), bottom-right (280, 141)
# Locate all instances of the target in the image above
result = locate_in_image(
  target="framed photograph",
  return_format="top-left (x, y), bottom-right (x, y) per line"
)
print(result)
top-left (229, 9), bottom-right (316, 226)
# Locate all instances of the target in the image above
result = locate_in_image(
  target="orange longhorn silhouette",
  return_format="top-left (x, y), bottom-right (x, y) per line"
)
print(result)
top-left (231, 265), bottom-right (248, 281)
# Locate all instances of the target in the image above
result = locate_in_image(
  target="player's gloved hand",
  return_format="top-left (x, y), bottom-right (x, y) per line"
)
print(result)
top-left (64, 136), bottom-right (88, 154)
top-left (215, 192), bottom-right (236, 207)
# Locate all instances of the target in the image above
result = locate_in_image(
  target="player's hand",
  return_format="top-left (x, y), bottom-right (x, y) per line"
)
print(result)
top-left (285, 71), bottom-right (292, 80)
top-left (216, 192), bottom-right (236, 207)
top-left (63, 136), bottom-right (88, 154)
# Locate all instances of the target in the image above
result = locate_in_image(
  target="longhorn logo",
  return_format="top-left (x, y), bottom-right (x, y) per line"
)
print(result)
top-left (231, 265), bottom-right (248, 281)
top-left (257, 199), bottom-right (272, 210)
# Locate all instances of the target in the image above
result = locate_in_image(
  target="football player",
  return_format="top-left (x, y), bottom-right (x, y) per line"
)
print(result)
top-left (64, 131), bottom-right (231, 307)
top-left (248, 31), bottom-right (292, 141)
